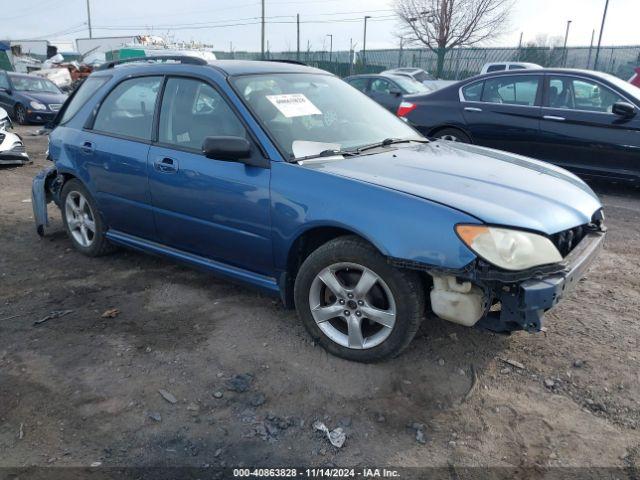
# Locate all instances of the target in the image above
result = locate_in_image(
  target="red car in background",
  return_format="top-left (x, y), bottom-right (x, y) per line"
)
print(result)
top-left (630, 67), bottom-right (640, 88)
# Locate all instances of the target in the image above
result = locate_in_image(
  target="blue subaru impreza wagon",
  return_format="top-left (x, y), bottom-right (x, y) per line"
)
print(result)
top-left (33, 57), bottom-right (606, 362)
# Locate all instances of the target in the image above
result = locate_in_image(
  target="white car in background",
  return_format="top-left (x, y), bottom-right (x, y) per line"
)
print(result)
top-left (0, 107), bottom-right (29, 166)
top-left (480, 62), bottom-right (542, 74)
top-left (382, 67), bottom-right (456, 91)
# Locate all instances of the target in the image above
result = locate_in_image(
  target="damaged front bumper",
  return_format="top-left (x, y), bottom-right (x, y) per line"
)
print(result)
top-left (392, 226), bottom-right (606, 333)
top-left (478, 229), bottom-right (606, 332)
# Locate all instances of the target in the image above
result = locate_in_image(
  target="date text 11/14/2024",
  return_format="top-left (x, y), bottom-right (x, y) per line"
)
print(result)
top-left (232, 468), bottom-right (401, 477)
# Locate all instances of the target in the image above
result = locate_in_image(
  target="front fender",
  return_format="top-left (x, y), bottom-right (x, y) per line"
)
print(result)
top-left (270, 162), bottom-right (480, 272)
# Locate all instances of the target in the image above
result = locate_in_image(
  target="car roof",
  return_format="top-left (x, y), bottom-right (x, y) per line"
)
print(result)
top-left (93, 59), bottom-right (328, 78)
top-left (467, 67), bottom-right (614, 82)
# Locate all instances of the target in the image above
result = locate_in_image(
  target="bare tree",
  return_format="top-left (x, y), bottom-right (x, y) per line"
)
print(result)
top-left (395, 0), bottom-right (513, 77)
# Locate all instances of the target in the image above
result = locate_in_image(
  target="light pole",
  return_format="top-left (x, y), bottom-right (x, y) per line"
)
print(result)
top-left (327, 34), bottom-right (333, 63)
top-left (593, 0), bottom-right (610, 70)
top-left (261, 0), bottom-right (266, 60)
top-left (562, 20), bottom-right (572, 66)
top-left (86, 0), bottom-right (93, 39)
top-left (362, 15), bottom-right (371, 66)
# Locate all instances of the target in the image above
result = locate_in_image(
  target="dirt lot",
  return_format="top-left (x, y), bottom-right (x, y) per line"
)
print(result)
top-left (1, 125), bottom-right (639, 475)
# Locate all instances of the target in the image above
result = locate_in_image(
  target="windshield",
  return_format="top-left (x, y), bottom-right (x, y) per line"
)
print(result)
top-left (232, 73), bottom-right (421, 159)
top-left (9, 75), bottom-right (61, 94)
top-left (389, 75), bottom-right (430, 94)
top-left (600, 73), bottom-right (640, 101)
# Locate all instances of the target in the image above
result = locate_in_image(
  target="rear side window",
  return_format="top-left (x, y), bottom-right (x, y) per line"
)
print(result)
top-left (59, 76), bottom-right (109, 125)
top-left (482, 76), bottom-right (540, 106)
top-left (486, 64), bottom-right (505, 72)
top-left (93, 76), bottom-right (162, 141)
top-left (461, 81), bottom-right (483, 101)
top-left (509, 65), bottom-right (526, 70)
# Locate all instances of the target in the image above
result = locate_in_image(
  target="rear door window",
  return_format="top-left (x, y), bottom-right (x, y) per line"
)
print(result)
top-left (93, 76), bottom-right (162, 141)
top-left (482, 76), bottom-right (541, 106)
top-left (486, 64), bottom-right (505, 72)
top-left (347, 77), bottom-right (370, 92)
top-left (461, 81), bottom-right (483, 101)
top-left (59, 76), bottom-right (109, 124)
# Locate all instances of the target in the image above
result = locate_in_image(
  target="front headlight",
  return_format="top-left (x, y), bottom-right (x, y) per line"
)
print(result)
top-left (30, 101), bottom-right (47, 111)
top-left (456, 224), bottom-right (562, 271)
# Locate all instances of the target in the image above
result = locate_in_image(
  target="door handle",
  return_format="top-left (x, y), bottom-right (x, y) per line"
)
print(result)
top-left (81, 141), bottom-right (94, 154)
top-left (543, 115), bottom-right (566, 122)
top-left (464, 107), bottom-right (483, 112)
top-left (154, 157), bottom-right (178, 173)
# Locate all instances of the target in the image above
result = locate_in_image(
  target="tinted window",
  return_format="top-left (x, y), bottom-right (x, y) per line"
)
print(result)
top-left (159, 77), bottom-right (246, 150)
top-left (486, 64), bottom-right (505, 72)
top-left (370, 79), bottom-right (393, 93)
top-left (8, 74), bottom-right (60, 93)
top-left (347, 77), bottom-right (369, 92)
top-left (482, 76), bottom-right (540, 106)
top-left (93, 76), bottom-right (161, 140)
top-left (509, 65), bottom-right (526, 70)
top-left (547, 76), bottom-right (625, 113)
top-left (462, 81), bottom-right (483, 101)
top-left (59, 76), bottom-right (109, 124)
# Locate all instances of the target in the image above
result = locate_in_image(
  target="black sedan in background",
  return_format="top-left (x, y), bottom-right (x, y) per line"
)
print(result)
top-left (398, 69), bottom-right (640, 183)
top-left (344, 73), bottom-right (431, 113)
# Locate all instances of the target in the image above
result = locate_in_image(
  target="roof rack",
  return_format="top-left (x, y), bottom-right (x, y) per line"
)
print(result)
top-left (95, 55), bottom-right (208, 71)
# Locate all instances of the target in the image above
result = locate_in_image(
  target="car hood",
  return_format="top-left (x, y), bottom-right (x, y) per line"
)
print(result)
top-left (18, 91), bottom-right (67, 105)
top-left (300, 141), bottom-right (602, 235)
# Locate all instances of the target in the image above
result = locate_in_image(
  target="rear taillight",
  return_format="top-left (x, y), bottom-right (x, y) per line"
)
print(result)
top-left (397, 101), bottom-right (416, 117)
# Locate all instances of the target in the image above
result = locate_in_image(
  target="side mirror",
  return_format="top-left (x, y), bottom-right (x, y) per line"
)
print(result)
top-left (202, 136), bottom-right (252, 161)
top-left (390, 89), bottom-right (403, 97)
top-left (612, 101), bottom-right (636, 118)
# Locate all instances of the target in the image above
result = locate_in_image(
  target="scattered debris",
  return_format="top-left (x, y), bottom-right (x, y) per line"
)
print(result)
top-left (375, 413), bottom-right (386, 423)
top-left (501, 358), bottom-right (525, 370)
top-left (0, 314), bottom-right (24, 322)
top-left (186, 403), bottom-right (200, 412)
top-left (212, 391), bottom-right (223, 399)
top-left (249, 393), bottom-right (266, 407)
top-left (313, 421), bottom-right (346, 448)
top-left (18, 422), bottom-right (24, 440)
top-left (573, 359), bottom-right (585, 368)
top-left (409, 423), bottom-right (427, 444)
top-left (338, 417), bottom-right (352, 428)
top-left (34, 309), bottom-right (73, 325)
top-left (500, 367), bottom-right (512, 375)
top-left (21, 199), bottom-right (31, 203)
top-left (158, 389), bottom-right (178, 404)
top-left (147, 411), bottom-right (162, 422)
top-left (101, 308), bottom-right (120, 318)
top-left (463, 364), bottom-right (478, 402)
top-left (449, 333), bottom-right (458, 341)
top-left (225, 373), bottom-right (253, 393)
top-left (437, 358), bottom-right (445, 366)
top-left (544, 379), bottom-right (555, 389)
top-left (90, 461), bottom-right (102, 467)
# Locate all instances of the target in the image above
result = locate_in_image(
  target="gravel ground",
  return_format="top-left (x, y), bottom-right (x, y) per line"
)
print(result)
top-left (1, 126), bottom-right (639, 475)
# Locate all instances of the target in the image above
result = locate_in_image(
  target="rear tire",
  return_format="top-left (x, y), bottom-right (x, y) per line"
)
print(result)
top-left (61, 179), bottom-right (115, 257)
top-left (432, 128), bottom-right (471, 143)
top-left (294, 236), bottom-right (426, 362)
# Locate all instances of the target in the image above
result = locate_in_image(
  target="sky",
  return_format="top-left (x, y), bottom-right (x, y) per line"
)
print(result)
top-left (3, 0), bottom-right (639, 52)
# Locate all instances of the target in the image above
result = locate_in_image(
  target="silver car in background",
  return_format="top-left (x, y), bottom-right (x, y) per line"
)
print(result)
top-left (0, 107), bottom-right (29, 166)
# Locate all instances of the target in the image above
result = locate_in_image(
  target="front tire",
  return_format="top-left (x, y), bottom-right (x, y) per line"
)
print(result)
top-left (14, 104), bottom-right (28, 125)
top-left (61, 179), bottom-right (114, 256)
top-left (294, 236), bottom-right (426, 362)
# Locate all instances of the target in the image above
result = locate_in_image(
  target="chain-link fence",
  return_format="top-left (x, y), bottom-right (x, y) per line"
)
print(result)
top-left (216, 45), bottom-right (640, 80)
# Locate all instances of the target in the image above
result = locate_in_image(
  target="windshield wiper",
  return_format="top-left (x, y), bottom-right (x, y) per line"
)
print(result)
top-left (293, 149), bottom-right (358, 162)
top-left (356, 137), bottom-right (429, 153)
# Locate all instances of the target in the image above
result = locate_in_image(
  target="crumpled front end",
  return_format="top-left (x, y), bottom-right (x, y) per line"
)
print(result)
top-left (32, 166), bottom-right (63, 236)
top-left (392, 214), bottom-right (607, 333)
top-left (0, 131), bottom-right (30, 165)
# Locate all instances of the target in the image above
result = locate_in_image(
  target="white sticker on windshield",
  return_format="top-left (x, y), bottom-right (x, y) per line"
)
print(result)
top-left (266, 93), bottom-right (322, 118)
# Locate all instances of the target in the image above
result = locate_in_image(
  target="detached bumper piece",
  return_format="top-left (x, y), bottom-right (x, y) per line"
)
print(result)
top-left (477, 230), bottom-right (606, 333)
top-left (32, 166), bottom-right (61, 236)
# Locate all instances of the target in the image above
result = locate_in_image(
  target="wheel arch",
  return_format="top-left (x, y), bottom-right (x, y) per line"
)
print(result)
top-left (427, 124), bottom-right (474, 142)
top-left (280, 225), bottom-right (387, 309)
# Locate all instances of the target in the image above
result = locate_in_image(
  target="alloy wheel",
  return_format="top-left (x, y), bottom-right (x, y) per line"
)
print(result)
top-left (65, 191), bottom-right (96, 247)
top-left (308, 262), bottom-right (397, 349)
